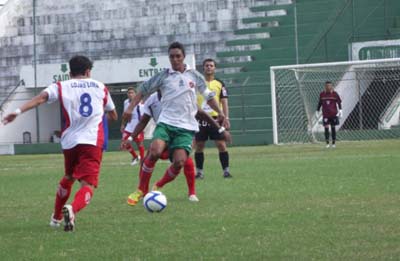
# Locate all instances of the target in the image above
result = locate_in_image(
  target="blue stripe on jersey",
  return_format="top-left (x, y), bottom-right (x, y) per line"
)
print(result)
top-left (136, 105), bottom-right (141, 120)
top-left (102, 114), bottom-right (108, 151)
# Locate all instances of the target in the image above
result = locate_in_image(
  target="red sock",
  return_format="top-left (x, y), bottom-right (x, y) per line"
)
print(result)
top-left (184, 157), bottom-right (196, 196)
top-left (126, 143), bottom-right (138, 158)
top-left (138, 145), bottom-right (145, 159)
top-left (156, 164), bottom-right (181, 188)
top-left (71, 185), bottom-right (93, 214)
top-left (54, 176), bottom-right (74, 220)
top-left (138, 157), bottom-right (157, 194)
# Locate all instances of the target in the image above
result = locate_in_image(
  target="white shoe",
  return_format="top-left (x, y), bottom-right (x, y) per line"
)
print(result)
top-left (130, 156), bottom-right (140, 166)
top-left (325, 144), bottom-right (330, 148)
top-left (188, 195), bottom-right (199, 202)
top-left (331, 144), bottom-right (336, 148)
top-left (49, 214), bottom-right (63, 228)
top-left (62, 204), bottom-right (75, 232)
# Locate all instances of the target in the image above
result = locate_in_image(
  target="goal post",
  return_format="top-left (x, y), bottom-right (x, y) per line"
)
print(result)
top-left (270, 58), bottom-right (400, 144)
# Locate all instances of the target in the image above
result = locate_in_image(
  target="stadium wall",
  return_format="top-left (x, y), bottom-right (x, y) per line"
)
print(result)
top-left (0, 87), bottom-right (61, 144)
top-left (298, 0), bottom-right (400, 63)
top-left (0, 0), bottom-right (277, 145)
top-left (0, 0), bottom-right (400, 153)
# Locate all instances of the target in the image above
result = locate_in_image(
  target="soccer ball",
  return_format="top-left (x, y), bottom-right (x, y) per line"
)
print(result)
top-left (143, 191), bottom-right (167, 213)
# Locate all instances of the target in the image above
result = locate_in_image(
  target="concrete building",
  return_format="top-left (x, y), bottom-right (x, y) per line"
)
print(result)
top-left (0, 0), bottom-right (398, 151)
top-left (0, 0), bottom-right (279, 144)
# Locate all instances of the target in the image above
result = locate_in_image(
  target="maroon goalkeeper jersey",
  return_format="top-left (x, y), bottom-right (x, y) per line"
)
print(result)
top-left (317, 91), bottom-right (342, 118)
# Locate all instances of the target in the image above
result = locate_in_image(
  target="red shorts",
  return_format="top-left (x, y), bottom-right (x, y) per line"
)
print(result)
top-left (63, 144), bottom-right (103, 187)
top-left (122, 131), bottom-right (144, 143)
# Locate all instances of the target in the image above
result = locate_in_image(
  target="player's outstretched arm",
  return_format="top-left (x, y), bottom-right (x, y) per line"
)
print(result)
top-left (2, 91), bottom-right (49, 125)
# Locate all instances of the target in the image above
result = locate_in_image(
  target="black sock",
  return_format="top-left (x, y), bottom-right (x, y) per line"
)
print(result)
top-left (331, 125), bottom-right (336, 144)
top-left (194, 152), bottom-right (204, 171)
top-left (324, 127), bottom-right (330, 144)
top-left (219, 151), bottom-right (229, 171)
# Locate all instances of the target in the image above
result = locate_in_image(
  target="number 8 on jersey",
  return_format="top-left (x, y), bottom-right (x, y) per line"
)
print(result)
top-left (79, 93), bottom-right (93, 117)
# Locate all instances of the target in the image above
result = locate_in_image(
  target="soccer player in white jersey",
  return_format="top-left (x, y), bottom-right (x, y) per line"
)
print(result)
top-left (122, 42), bottom-right (226, 205)
top-left (2, 55), bottom-right (118, 232)
top-left (120, 87), bottom-right (145, 165)
top-left (124, 92), bottom-right (231, 203)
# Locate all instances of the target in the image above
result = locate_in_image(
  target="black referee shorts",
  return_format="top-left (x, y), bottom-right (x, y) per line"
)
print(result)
top-left (195, 119), bottom-right (225, 141)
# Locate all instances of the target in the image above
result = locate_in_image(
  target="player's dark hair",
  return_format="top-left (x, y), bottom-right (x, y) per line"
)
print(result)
top-left (203, 58), bottom-right (217, 67)
top-left (69, 55), bottom-right (93, 77)
top-left (168, 42), bottom-right (185, 57)
top-left (325, 81), bottom-right (333, 85)
top-left (127, 87), bottom-right (135, 92)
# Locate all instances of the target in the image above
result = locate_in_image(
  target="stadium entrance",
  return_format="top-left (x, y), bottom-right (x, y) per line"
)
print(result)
top-left (0, 55), bottom-right (195, 144)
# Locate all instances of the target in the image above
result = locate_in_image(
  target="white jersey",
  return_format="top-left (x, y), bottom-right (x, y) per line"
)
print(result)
top-left (44, 78), bottom-right (115, 150)
top-left (123, 99), bottom-right (134, 120)
top-left (124, 102), bottom-right (144, 133)
top-left (138, 64), bottom-right (214, 132)
top-left (143, 93), bottom-right (162, 122)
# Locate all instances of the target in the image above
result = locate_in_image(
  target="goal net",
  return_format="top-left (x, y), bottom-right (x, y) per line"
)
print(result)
top-left (270, 58), bottom-right (400, 144)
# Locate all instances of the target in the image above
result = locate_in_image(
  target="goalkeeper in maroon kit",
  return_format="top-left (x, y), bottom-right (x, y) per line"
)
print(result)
top-left (316, 81), bottom-right (342, 148)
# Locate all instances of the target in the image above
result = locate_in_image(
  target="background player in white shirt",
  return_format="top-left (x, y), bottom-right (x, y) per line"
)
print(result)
top-left (120, 87), bottom-right (145, 165)
top-left (2, 55), bottom-right (118, 232)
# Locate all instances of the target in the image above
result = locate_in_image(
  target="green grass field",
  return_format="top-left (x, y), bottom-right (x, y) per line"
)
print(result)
top-left (1, 140), bottom-right (400, 260)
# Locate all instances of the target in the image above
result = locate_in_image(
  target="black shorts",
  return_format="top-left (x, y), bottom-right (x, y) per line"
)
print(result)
top-left (195, 119), bottom-right (225, 141)
top-left (323, 116), bottom-right (339, 126)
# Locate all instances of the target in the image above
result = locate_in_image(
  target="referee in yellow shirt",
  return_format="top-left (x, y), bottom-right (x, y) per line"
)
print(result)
top-left (194, 58), bottom-right (232, 179)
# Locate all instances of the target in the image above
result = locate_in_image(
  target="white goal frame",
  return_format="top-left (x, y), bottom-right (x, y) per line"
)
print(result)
top-left (270, 58), bottom-right (400, 145)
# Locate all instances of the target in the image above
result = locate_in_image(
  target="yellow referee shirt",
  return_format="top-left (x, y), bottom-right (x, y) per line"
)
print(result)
top-left (197, 79), bottom-right (228, 117)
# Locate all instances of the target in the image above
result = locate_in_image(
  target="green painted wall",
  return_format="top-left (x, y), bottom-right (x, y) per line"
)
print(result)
top-left (217, 0), bottom-right (400, 145)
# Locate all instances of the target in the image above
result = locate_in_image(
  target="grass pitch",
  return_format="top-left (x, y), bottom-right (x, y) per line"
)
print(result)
top-left (1, 140), bottom-right (400, 260)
